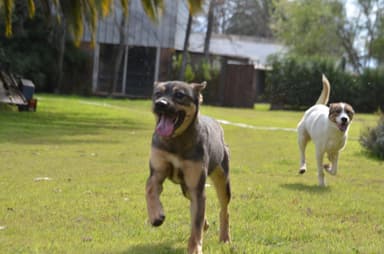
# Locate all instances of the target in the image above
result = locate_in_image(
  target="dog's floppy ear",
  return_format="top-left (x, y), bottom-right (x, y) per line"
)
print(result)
top-left (191, 82), bottom-right (207, 104)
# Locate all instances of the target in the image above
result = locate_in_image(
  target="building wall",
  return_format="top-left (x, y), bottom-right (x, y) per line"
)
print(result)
top-left (83, 0), bottom-right (181, 48)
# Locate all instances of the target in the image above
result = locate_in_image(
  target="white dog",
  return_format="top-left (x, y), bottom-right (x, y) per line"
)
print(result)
top-left (297, 75), bottom-right (355, 186)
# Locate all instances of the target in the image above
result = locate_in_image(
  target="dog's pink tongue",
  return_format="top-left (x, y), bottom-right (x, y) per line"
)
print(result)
top-left (156, 115), bottom-right (174, 137)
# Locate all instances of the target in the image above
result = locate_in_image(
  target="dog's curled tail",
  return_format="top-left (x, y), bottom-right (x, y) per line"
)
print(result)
top-left (316, 74), bottom-right (330, 105)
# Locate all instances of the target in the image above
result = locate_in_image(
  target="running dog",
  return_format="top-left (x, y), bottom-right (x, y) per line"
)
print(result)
top-left (146, 81), bottom-right (231, 254)
top-left (297, 75), bottom-right (355, 186)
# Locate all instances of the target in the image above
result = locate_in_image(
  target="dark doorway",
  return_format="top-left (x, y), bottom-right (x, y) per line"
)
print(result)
top-left (125, 46), bottom-right (156, 97)
top-left (97, 44), bottom-right (156, 97)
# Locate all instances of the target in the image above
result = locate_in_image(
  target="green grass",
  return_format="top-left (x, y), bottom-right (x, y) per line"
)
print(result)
top-left (0, 95), bottom-right (383, 254)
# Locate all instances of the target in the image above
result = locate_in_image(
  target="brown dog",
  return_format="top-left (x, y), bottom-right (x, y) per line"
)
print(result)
top-left (146, 81), bottom-right (231, 254)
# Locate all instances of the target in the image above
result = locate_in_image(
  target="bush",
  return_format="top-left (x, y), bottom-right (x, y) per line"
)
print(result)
top-left (355, 68), bottom-right (384, 112)
top-left (360, 114), bottom-right (384, 160)
top-left (266, 55), bottom-right (384, 112)
top-left (266, 55), bottom-right (352, 109)
top-left (170, 54), bottom-right (221, 104)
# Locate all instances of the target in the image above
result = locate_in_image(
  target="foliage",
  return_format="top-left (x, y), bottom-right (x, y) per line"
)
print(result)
top-left (0, 9), bottom-right (56, 91)
top-left (170, 53), bottom-right (221, 104)
top-left (184, 63), bottom-right (195, 82)
top-left (0, 3), bottom-right (89, 92)
top-left (266, 55), bottom-right (353, 109)
top-left (0, 95), bottom-right (383, 253)
top-left (352, 0), bottom-right (384, 68)
top-left (272, 0), bottom-right (384, 72)
top-left (266, 55), bottom-right (384, 112)
top-left (0, 0), bottom-right (203, 45)
top-left (355, 68), bottom-right (384, 112)
top-left (360, 114), bottom-right (384, 159)
top-left (272, 0), bottom-right (345, 58)
top-left (224, 0), bottom-right (273, 38)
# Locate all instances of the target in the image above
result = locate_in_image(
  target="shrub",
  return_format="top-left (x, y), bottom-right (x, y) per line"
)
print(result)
top-left (266, 55), bottom-right (353, 110)
top-left (360, 114), bottom-right (384, 160)
top-left (266, 55), bottom-right (384, 113)
top-left (170, 53), bottom-right (221, 104)
top-left (355, 68), bottom-right (384, 112)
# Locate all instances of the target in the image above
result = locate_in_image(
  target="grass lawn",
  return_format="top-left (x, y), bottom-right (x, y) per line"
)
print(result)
top-left (0, 95), bottom-right (383, 253)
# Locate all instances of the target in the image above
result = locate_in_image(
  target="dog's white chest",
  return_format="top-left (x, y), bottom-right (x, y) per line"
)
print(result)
top-left (325, 134), bottom-right (347, 152)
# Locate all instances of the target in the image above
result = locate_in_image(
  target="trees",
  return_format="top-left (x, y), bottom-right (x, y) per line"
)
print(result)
top-left (353, 0), bottom-right (384, 67)
top-left (272, 0), bottom-right (346, 59)
top-left (225, 0), bottom-right (273, 38)
top-left (272, 0), bottom-right (384, 72)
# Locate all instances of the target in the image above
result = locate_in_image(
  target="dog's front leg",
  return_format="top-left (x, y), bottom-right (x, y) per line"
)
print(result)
top-left (316, 149), bottom-right (326, 186)
top-left (146, 163), bottom-right (167, 227)
top-left (326, 152), bottom-right (339, 175)
top-left (184, 162), bottom-right (206, 254)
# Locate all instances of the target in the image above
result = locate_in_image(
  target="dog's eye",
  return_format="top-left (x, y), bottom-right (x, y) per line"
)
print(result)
top-left (332, 108), bottom-right (342, 114)
top-left (154, 91), bottom-right (162, 98)
top-left (174, 91), bottom-right (185, 100)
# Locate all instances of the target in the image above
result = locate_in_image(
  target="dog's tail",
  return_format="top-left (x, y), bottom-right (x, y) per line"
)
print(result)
top-left (315, 74), bottom-right (330, 105)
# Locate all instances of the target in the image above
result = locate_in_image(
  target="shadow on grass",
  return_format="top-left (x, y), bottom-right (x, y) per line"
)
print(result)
top-left (0, 110), bottom-right (151, 145)
top-left (280, 183), bottom-right (331, 194)
top-left (120, 242), bottom-right (184, 254)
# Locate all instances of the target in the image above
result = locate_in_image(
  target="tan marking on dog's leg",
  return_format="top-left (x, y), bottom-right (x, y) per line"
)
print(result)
top-left (146, 148), bottom-right (170, 226)
top-left (316, 149), bottom-right (326, 186)
top-left (183, 161), bottom-right (206, 254)
top-left (146, 171), bottom-right (167, 226)
top-left (210, 166), bottom-right (231, 243)
top-left (181, 183), bottom-right (209, 232)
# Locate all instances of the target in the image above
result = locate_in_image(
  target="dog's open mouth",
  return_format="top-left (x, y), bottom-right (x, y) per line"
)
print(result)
top-left (156, 111), bottom-right (185, 137)
top-left (337, 122), bottom-right (349, 132)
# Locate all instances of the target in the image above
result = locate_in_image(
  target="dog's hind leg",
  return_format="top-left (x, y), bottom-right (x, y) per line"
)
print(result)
top-left (210, 153), bottom-right (231, 243)
top-left (298, 128), bottom-right (310, 174)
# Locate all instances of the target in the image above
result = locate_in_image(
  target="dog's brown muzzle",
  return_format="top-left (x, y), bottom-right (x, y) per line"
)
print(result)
top-left (154, 98), bottom-right (185, 137)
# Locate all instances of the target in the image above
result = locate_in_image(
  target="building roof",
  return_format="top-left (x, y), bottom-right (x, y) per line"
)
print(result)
top-left (175, 33), bottom-right (286, 69)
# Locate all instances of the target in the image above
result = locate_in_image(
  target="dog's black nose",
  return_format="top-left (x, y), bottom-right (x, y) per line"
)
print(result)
top-left (341, 117), bottom-right (348, 123)
top-left (155, 98), bottom-right (169, 110)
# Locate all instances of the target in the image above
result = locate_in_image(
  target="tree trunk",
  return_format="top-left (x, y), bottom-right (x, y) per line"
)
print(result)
top-left (56, 21), bottom-right (66, 93)
top-left (179, 13), bottom-right (193, 81)
top-left (110, 13), bottom-right (128, 95)
top-left (203, 0), bottom-right (214, 59)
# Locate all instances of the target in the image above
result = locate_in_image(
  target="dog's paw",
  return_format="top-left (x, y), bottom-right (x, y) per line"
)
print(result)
top-left (299, 168), bottom-right (307, 174)
top-left (324, 164), bottom-right (337, 175)
top-left (219, 234), bottom-right (231, 243)
top-left (151, 214), bottom-right (165, 227)
top-left (204, 219), bottom-right (209, 231)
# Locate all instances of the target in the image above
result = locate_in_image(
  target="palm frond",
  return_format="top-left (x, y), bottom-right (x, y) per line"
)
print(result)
top-left (141, 0), bottom-right (164, 22)
top-left (100, 0), bottom-right (113, 17)
top-left (120, 0), bottom-right (129, 17)
top-left (27, 0), bottom-right (35, 18)
top-left (4, 0), bottom-right (14, 37)
top-left (187, 0), bottom-right (203, 15)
